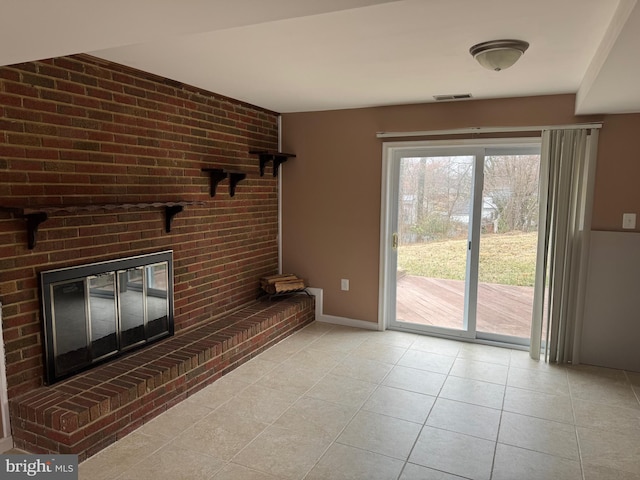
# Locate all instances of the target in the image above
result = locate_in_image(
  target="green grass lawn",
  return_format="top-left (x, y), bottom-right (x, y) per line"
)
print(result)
top-left (398, 231), bottom-right (538, 287)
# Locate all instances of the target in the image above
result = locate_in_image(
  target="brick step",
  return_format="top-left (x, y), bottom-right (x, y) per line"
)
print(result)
top-left (9, 295), bottom-right (314, 461)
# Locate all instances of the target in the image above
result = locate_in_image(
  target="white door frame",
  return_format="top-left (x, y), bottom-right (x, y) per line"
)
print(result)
top-left (378, 138), bottom-right (541, 339)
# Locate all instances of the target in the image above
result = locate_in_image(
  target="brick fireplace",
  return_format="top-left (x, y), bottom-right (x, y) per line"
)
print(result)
top-left (0, 54), bottom-right (307, 456)
top-left (9, 295), bottom-right (314, 459)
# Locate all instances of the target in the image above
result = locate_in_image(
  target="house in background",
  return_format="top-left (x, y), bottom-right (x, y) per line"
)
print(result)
top-left (1, 0), bottom-right (640, 456)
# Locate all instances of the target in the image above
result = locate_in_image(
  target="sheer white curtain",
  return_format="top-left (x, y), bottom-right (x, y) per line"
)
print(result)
top-left (530, 128), bottom-right (599, 363)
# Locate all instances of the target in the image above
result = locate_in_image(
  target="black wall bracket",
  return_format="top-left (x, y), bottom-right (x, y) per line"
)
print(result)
top-left (249, 150), bottom-right (296, 177)
top-left (165, 205), bottom-right (184, 233)
top-left (25, 212), bottom-right (48, 250)
top-left (228, 171), bottom-right (247, 197)
top-left (202, 168), bottom-right (227, 196)
top-left (202, 168), bottom-right (247, 197)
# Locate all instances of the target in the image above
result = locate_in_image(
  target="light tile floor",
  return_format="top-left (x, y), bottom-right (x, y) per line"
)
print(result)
top-left (75, 322), bottom-right (640, 480)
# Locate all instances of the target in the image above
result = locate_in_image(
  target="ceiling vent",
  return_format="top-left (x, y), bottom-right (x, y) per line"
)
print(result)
top-left (433, 93), bottom-right (473, 101)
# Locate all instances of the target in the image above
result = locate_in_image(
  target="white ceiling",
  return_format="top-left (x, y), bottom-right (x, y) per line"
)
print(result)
top-left (2, 0), bottom-right (639, 114)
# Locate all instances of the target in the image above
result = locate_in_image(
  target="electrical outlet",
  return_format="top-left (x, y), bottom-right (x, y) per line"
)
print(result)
top-left (623, 213), bottom-right (636, 229)
top-left (341, 279), bottom-right (349, 291)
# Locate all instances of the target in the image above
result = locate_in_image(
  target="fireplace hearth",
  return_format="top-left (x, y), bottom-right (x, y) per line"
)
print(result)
top-left (40, 251), bottom-right (174, 384)
top-left (10, 294), bottom-right (314, 460)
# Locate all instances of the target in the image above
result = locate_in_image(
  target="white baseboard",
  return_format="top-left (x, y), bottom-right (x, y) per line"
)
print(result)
top-left (306, 288), bottom-right (380, 331)
top-left (0, 435), bottom-right (13, 453)
top-left (316, 314), bottom-right (380, 331)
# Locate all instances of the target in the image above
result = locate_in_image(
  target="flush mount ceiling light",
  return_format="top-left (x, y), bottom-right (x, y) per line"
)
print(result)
top-left (469, 39), bottom-right (529, 71)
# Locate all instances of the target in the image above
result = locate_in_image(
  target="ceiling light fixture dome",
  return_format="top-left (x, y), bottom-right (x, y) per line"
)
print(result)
top-left (470, 39), bottom-right (529, 71)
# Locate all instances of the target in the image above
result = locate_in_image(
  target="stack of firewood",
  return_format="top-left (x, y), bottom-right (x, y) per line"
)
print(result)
top-left (260, 273), bottom-right (306, 295)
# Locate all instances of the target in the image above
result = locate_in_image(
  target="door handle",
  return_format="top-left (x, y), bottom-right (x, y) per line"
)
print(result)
top-left (392, 233), bottom-right (399, 250)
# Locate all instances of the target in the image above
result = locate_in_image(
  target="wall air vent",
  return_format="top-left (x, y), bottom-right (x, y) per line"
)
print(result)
top-left (433, 93), bottom-right (473, 101)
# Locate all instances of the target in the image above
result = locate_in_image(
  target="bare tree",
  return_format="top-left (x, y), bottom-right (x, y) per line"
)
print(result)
top-left (399, 156), bottom-right (473, 242)
top-left (483, 155), bottom-right (539, 232)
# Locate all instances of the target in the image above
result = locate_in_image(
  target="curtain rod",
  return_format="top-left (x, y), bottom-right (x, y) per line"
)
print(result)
top-left (376, 123), bottom-right (603, 139)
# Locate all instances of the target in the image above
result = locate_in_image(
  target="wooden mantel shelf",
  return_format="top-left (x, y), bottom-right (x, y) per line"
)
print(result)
top-left (0, 201), bottom-right (205, 249)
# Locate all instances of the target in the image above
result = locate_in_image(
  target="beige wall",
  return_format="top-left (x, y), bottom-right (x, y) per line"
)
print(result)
top-left (280, 94), bottom-right (632, 323)
top-left (592, 113), bottom-right (640, 230)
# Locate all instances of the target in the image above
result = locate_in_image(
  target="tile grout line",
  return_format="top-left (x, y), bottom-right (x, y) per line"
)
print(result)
top-left (299, 330), bottom-right (432, 479)
top-left (397, 343), bottom-right (463, 480)
top-left (226, 323), bottom-right (352, 480)
top-left (487, 352), bottom-right (512, 480)
top-left (227, 324), bottom-right (409, 479)
top-left (306, 335), bottom-right (413, 480)
top-left (565, 365), bottom-right (588, 480)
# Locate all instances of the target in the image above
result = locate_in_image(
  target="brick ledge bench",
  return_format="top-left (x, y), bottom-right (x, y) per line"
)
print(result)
top-left (9, 295), bottom-right (314, 461)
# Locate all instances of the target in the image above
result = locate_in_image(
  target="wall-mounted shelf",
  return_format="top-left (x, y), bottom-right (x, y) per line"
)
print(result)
top-left (202, 168), bottom-right (247, 197)
top-left (249, 150), bottom-right (296, 177)
top-left (0, 201), bottom-right (205, 249)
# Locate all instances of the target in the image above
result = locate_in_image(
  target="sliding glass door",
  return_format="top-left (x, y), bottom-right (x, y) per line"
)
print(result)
top-left (394, 154), bottom-right (476, 335)
top-left (384, 140), bottom-right (541, 345)
top-left (476, 152), bottom-right (540, 341)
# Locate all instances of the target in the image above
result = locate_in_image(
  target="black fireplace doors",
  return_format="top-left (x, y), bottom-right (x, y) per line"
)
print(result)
top-left (41, 251), bottom-right (174, 384)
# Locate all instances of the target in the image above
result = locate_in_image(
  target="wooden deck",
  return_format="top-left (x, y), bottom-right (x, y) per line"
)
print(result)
top-left (396, 275), bottom-right (533, 338)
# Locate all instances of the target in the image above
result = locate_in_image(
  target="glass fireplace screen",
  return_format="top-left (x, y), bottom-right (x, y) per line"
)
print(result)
top-left (41, 251), bottom-right (174, 384)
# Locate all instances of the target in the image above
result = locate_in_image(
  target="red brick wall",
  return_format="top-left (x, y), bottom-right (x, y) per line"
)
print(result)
top-left (0, 55), bottom-right (280, 400)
